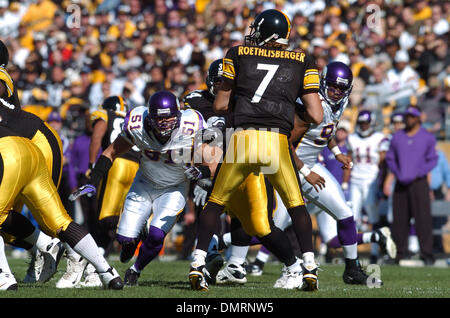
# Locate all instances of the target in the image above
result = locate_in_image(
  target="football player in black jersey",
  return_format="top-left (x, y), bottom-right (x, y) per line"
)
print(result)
top-left (0, 41), bottom-right (125, 288)
top-left (187, 9), bottom-right (323, 291)
top-left (0, 40), bottom-right (68, 283)
top-left (0, 125), bottom-right (124, 290)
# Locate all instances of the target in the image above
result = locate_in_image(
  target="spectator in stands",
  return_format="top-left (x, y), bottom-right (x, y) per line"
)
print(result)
top-left (386, 106), bottom-right (438, 265)
top-left (386, 50), bottom-right (420, 112)
top-left (20, 0), bottom-right (57, 32)
top-left (419, 76), bottom-right (446, 139)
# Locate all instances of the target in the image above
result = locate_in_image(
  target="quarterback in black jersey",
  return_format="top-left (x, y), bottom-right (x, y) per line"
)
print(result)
top-left (188, 9), bottom-right (323, 292)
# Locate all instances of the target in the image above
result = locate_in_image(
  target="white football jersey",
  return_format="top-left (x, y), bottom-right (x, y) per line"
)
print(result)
top-left (122, 106), bottom-right (206, 189)
top-left (295, 95), bottom-right (348, 168)
top-left (347, 131), bottom-right (389, 184)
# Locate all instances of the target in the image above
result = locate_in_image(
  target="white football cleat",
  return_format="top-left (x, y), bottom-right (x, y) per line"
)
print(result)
top-left (79, 263), bottom-right (102, 288)
top-left (216, 263), bottom-right (247, 285)
top-left (0, 269), bottom-right (18, 291)
top-left (378, 227), bottom-right (397, 259)
top-left (273, 265), bottom-right (288, 288)
top-left (99, 267), bottom-right (124, 290)
top-left (56, 255), bottom-right (88, 288)
top-left (273, 263), bottom-right (303, 289)
top-left (39, 239), bottom-right (65, 283)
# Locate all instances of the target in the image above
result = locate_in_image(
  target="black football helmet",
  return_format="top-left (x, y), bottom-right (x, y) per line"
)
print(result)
top-left (206, 59), bottom-right (223, 96)
top-left (245, 9), bottom-right (291, 47)
top-left (0, 40), bottom-right (9, 67)
top-left (100, 95), bottom-right (128, 114)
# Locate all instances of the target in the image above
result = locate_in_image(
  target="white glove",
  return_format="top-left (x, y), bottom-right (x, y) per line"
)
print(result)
top-left (193, 185), bottom-right (208, 207)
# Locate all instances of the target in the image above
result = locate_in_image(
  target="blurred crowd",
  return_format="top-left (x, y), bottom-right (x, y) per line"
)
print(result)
top-left (0, 0), bottom-right (448, 142)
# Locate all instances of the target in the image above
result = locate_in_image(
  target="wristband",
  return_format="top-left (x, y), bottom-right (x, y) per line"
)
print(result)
top-left (299, 165), bottom-right (311, 177)
top-left (197, 165), bottom-right (211, 179)
top-left (89, 155), bottom-right (113, 187)
top-left (341, 182), bottom-right (349, 190)
top-left (331, 146), bottom-right (342, 156)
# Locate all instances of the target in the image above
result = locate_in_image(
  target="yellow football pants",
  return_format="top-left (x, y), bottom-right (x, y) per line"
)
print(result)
top-left (209, 129), bottom-right (304, 208)
top-left (97, 157), bottom-right (139, 220)
top-left (0, 136), bottom-right (72, 237)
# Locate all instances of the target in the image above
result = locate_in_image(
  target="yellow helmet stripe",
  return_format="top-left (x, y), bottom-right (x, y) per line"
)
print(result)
top-left (276, 9), bottom-right (291, 40)
top-left (118, 96), bottom-right (125, 112)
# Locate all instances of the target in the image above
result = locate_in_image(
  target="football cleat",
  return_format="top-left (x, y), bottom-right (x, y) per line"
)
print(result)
top-left (376, 227), bottom-right (397, 259)
top-left (119, 240), bottom-right (139, 263)
top-left (0, 269), bottom-right (18, 291)
top-left (245, 262), bottom-right (264, 276)
top-left (23, 251), bottom-right (40, 283)
top-left (216, 263), bottom-right (247, 285)
top-left (189, 265), bottom-right (209, 291)
top-left (99, 267), bottom-right (124, 290)
top-left (273, 265), bottom-right (288, 288)
top-left (343, 260), bottom-right (383, 286)
top-left (124, 268), bottom-right (140, 286)
top-left (301, 263), bottom-right (319, 291)
top-left (39, 239), bottom-right (65, 283)
top-left (274, 265), bottom-right (303, 290)
top-left (204, 253), bottom-right (224, 284)
top-left (56, 254), bottom-right (88, 288)
top-left (79, 263), bottom-right (102, 288)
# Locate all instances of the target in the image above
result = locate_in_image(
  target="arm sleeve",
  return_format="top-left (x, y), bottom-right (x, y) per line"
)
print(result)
top-left (222, 46), bottom-right (238, 85)
top-left (300, 54), bottom-right (320, 95)
top-left (385, 137), bottom-right (399, 176)
top-left (423, 135), bottom-right (438, 174)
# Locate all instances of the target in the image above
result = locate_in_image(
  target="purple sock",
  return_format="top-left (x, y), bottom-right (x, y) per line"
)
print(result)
top-left (327, 236), bottom-right (341, 249)
top-left (337, 216), bottom-right (357, 246)
top-left (327, 229), bottom-right (362, 249)
top-left (116, 234), bottom-right (135, 245)
top-left (134, 226), bottom-right (166, 271)
top-left (250, 236), bottom-right (261, 245)
top-left (357, 233), bottom-right (364, 244)
top-left (260, 245), bottom-right (271, 255)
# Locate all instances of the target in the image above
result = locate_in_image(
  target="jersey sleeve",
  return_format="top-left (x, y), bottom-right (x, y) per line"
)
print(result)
top-left (120, 109), bottom-right (138, 145)
top-left (0, 67), bottom-right (14, 97)
top-left (378, 135), bottom-right (390, 152)
top-left (222, 46), bottom-right (238, 85)
top-left (90, 109), bottom-right (108, 124)
top-left (183, 91), bottom-right (202, 109)
top-left (300, 54), bottom-right (320, 95)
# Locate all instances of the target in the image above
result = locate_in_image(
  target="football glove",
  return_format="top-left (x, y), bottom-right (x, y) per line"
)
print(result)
top-left (184, 165), bottom-right (210, 181)
top-left (193, 185), bottom-right (208, 207)
top-left (69, 184), bottom-right (97, 201)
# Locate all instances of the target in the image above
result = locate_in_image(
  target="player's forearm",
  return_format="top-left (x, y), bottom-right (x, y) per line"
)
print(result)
top-left (89, 138), bottom-right (102, 165)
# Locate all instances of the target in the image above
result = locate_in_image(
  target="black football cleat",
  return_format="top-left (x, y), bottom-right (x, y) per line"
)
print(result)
top-left (124, 268), bottom-right (140, 286)
top-left (301, 263), bottom-right (319, 291)
top-left (189, 265), bottom-right (209, 291)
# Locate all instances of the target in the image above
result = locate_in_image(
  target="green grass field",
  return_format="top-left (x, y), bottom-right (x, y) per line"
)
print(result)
top-left (1, 256), bottom-right (449, 299)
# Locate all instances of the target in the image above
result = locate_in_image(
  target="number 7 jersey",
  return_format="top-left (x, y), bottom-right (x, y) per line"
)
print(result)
top-left (121, 106), bottom-right (206, 189)
top-left (222, 44), bottom-right (319, 135)
top-left (295, 95), bottom-right (347, 168)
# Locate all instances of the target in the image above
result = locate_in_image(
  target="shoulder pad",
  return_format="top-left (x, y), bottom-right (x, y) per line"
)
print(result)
top-left (90, 109), bottom-right (108, 123)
